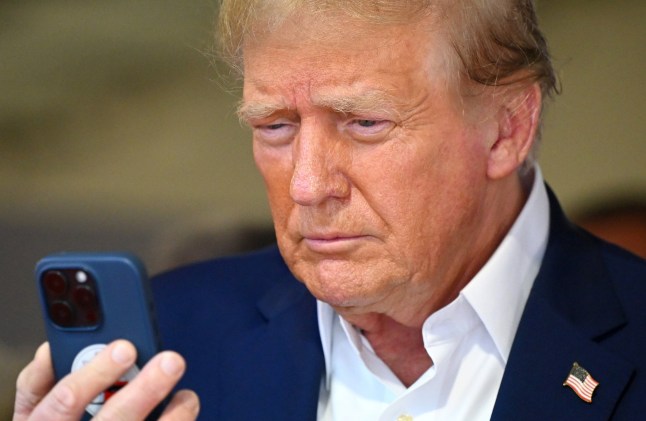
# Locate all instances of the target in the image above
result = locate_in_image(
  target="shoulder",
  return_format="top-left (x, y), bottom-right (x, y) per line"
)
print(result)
top-left (572, 222), bottom-right (646, 294)
top-left (150, 245), bottom-right (304, 341)
top-left (148, 246), bottom-right (321, 418)
top-left (593, 236), bottom-right (646, 316)
top-left (547, 214), bottom-right (646, 313)
top-left (541, 187), bottom-right (646, 301)
top-left (597, 236), bottom-right (646, 280)
top-left (546, 216), bottom-right (646, 349)
top-left (496, 205), bottom-right (646, 418)
top-left (152, 244), bottom-right (290, 283)
top-left (151, 245), bottom-right (293, 301)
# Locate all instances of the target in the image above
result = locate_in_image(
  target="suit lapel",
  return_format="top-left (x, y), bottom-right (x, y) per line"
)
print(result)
top-left (491, 188), bottom-right (635, 419)
top-left (220, 272), bottom-right (323, 420)
top-left (491, 289), bottom-right (634, 419)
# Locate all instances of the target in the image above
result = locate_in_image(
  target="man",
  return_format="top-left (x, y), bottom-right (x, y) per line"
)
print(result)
top-left (14, 0), bottom-right (646, 420)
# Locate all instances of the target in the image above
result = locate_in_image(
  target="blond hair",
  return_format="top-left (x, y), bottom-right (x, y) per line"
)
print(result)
top-left (216, 0), bottom-right (558, 167)
top-left (216, 0), bottom-right (558, 100)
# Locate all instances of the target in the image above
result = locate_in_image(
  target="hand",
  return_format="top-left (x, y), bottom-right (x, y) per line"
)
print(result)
top-left (13, 340), bottom-right (200, 420)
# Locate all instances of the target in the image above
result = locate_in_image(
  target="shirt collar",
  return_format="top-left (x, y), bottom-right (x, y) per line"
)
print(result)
top-left (460, 165), bottom-right (549, 362)
top-left (318, 165), bottom-right (550, 384)
top-left (318, 301), bottom-right (335, 388)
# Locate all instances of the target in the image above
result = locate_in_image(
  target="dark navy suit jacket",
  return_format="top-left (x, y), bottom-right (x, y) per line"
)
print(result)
top-left (152, 191), bottom-right (646, 420)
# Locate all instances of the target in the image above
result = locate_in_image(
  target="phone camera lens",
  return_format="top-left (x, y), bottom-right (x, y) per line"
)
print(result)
top-left (72, 285), bottom-right (96, 308)
top-left (43, 271), bottom-right (68, 296)
top-left (84, 308), bottom-right (100, 324)
top-left (49, 301), bottom-right (74, 327)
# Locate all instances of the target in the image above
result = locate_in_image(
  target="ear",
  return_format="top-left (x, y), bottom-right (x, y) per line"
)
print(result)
top-left (487, 83), bottom-right (542, 180)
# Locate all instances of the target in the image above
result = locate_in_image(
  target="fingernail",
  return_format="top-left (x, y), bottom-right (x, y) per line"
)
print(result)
top-left (160, 353), bottom-right (184, 377)
top-left (178, 390), bottom-right (200, 415)
top-left (57, 384), bottom-right (76, 408)
top-left (35, 342), bottom-right (50, 359)
top-left (111, 342), bottom-right (134, 366)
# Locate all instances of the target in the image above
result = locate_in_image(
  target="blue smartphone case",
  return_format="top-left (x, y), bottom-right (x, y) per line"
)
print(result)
top-left (35, 252), bottom-right (163, 417)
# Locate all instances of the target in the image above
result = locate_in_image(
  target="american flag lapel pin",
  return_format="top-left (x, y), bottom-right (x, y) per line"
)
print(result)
top-left (563, 362), bottom-right (599, 403)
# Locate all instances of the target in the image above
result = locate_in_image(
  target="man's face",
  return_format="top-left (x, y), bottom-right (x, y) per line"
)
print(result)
top-left (241, 13), bottom-right (499, 318)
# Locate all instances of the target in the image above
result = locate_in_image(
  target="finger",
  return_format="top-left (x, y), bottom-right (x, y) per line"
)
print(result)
top-left (94, 351), bottom-right (186, 421)
top-left (28, 340), bottom-right (137, 421)
top-left (158, 390), bottom-right (200, 421)
top-left (14, 342), bottom-right (55, 421)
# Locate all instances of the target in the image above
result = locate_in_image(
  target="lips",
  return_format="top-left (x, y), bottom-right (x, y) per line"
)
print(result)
top-left (301, 232), bottom-right (370, 254)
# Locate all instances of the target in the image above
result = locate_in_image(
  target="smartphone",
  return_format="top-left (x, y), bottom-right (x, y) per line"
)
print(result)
top-left (35, 252), bottom-right (163, 419)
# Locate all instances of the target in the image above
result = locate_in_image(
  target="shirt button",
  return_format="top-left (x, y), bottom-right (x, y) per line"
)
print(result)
top-left (397, 415), bottom-right (413, 421)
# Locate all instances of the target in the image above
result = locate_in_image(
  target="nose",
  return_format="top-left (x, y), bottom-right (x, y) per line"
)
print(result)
top-left (289, 122), bottom-right (350, 206)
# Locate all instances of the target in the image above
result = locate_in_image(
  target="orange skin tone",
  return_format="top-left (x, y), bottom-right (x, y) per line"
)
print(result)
top-left (241, 13), bottom-right (541, 385)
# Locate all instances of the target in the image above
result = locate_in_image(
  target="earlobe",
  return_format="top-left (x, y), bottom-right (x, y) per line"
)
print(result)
top-left (486, 84), bottom-right (542, 180)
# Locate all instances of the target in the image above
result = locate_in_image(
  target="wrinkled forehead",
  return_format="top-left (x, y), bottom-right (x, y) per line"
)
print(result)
top-left (242, 11), bottom-right (454, 89)
top-left (238, 8), bottom-right (467, 120)
top-left (239, 1), bottom-right (446, 56)
top-left (240, 4), bottom-right (455, 79)
top-left (246, 0), bottom-right (437, 30)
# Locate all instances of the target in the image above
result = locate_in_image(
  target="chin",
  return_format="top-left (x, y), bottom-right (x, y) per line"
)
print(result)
top-left (284, 244), bottom-right (406, 307)
top-left (307, 286), bottom-right (363, 307)
top-left (295, 265), bottom-right (389, 310)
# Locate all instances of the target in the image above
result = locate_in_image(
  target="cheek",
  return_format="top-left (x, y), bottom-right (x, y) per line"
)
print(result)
top-left (253, 143), bottom-right (294, 232)
top-left (352, 137), bottom-right (442, 217)
top-left (358, 130), bottom-right (486, 246)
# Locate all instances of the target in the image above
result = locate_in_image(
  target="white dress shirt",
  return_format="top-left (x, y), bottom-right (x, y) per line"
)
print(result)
top-left (317, 166), bottom-right (550, 420)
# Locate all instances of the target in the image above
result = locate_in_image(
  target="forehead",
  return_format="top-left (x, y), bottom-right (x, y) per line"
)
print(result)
top-left (240, 12), bottom-right (455, 110)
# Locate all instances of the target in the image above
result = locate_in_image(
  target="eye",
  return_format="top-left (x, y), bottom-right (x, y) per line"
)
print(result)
top-left (252, 120), bottom-right (297, 146)
top-left (266, 123), bottom-right (287, 130)
top-left (356, 120), bottom-right (378, 127)
top-left (345, 118), bottom-right (395, 142)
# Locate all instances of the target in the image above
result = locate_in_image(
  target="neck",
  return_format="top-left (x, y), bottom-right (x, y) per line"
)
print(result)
top-left (355, 314), bottom-right (433, 387)
top-left (336, 174), bottom-right (530, 385)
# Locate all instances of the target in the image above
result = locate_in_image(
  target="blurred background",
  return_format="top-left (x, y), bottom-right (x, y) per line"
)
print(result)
top-left (1, 0), bottom-right (644, 411)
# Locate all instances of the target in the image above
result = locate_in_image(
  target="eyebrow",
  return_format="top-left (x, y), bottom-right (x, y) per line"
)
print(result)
top-left (237, 89), bottom-right (403, 123)
top-left (236, 100), bottom-right (288, 124)
top-left (313, 90), bottom-right (403, 119)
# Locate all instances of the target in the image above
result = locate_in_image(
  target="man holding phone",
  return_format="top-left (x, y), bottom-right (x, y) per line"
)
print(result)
top-left (14, 0), bottom-right (646, 419)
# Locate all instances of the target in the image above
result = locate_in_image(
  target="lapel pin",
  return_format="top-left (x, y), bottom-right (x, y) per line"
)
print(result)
top-left (563, 362), bottom-right (599, 403)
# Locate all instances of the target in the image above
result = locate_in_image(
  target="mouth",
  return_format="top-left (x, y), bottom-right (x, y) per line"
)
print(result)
top-left (301, 234), bottom-right (370, 254)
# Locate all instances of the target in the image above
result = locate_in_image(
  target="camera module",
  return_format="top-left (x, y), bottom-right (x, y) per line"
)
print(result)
top-left (49, 301), bottom-right (75, 327)
top-left (43, 271), bottom-right (68, 297)
top-left (41, 268), bottom-right (102, 328)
